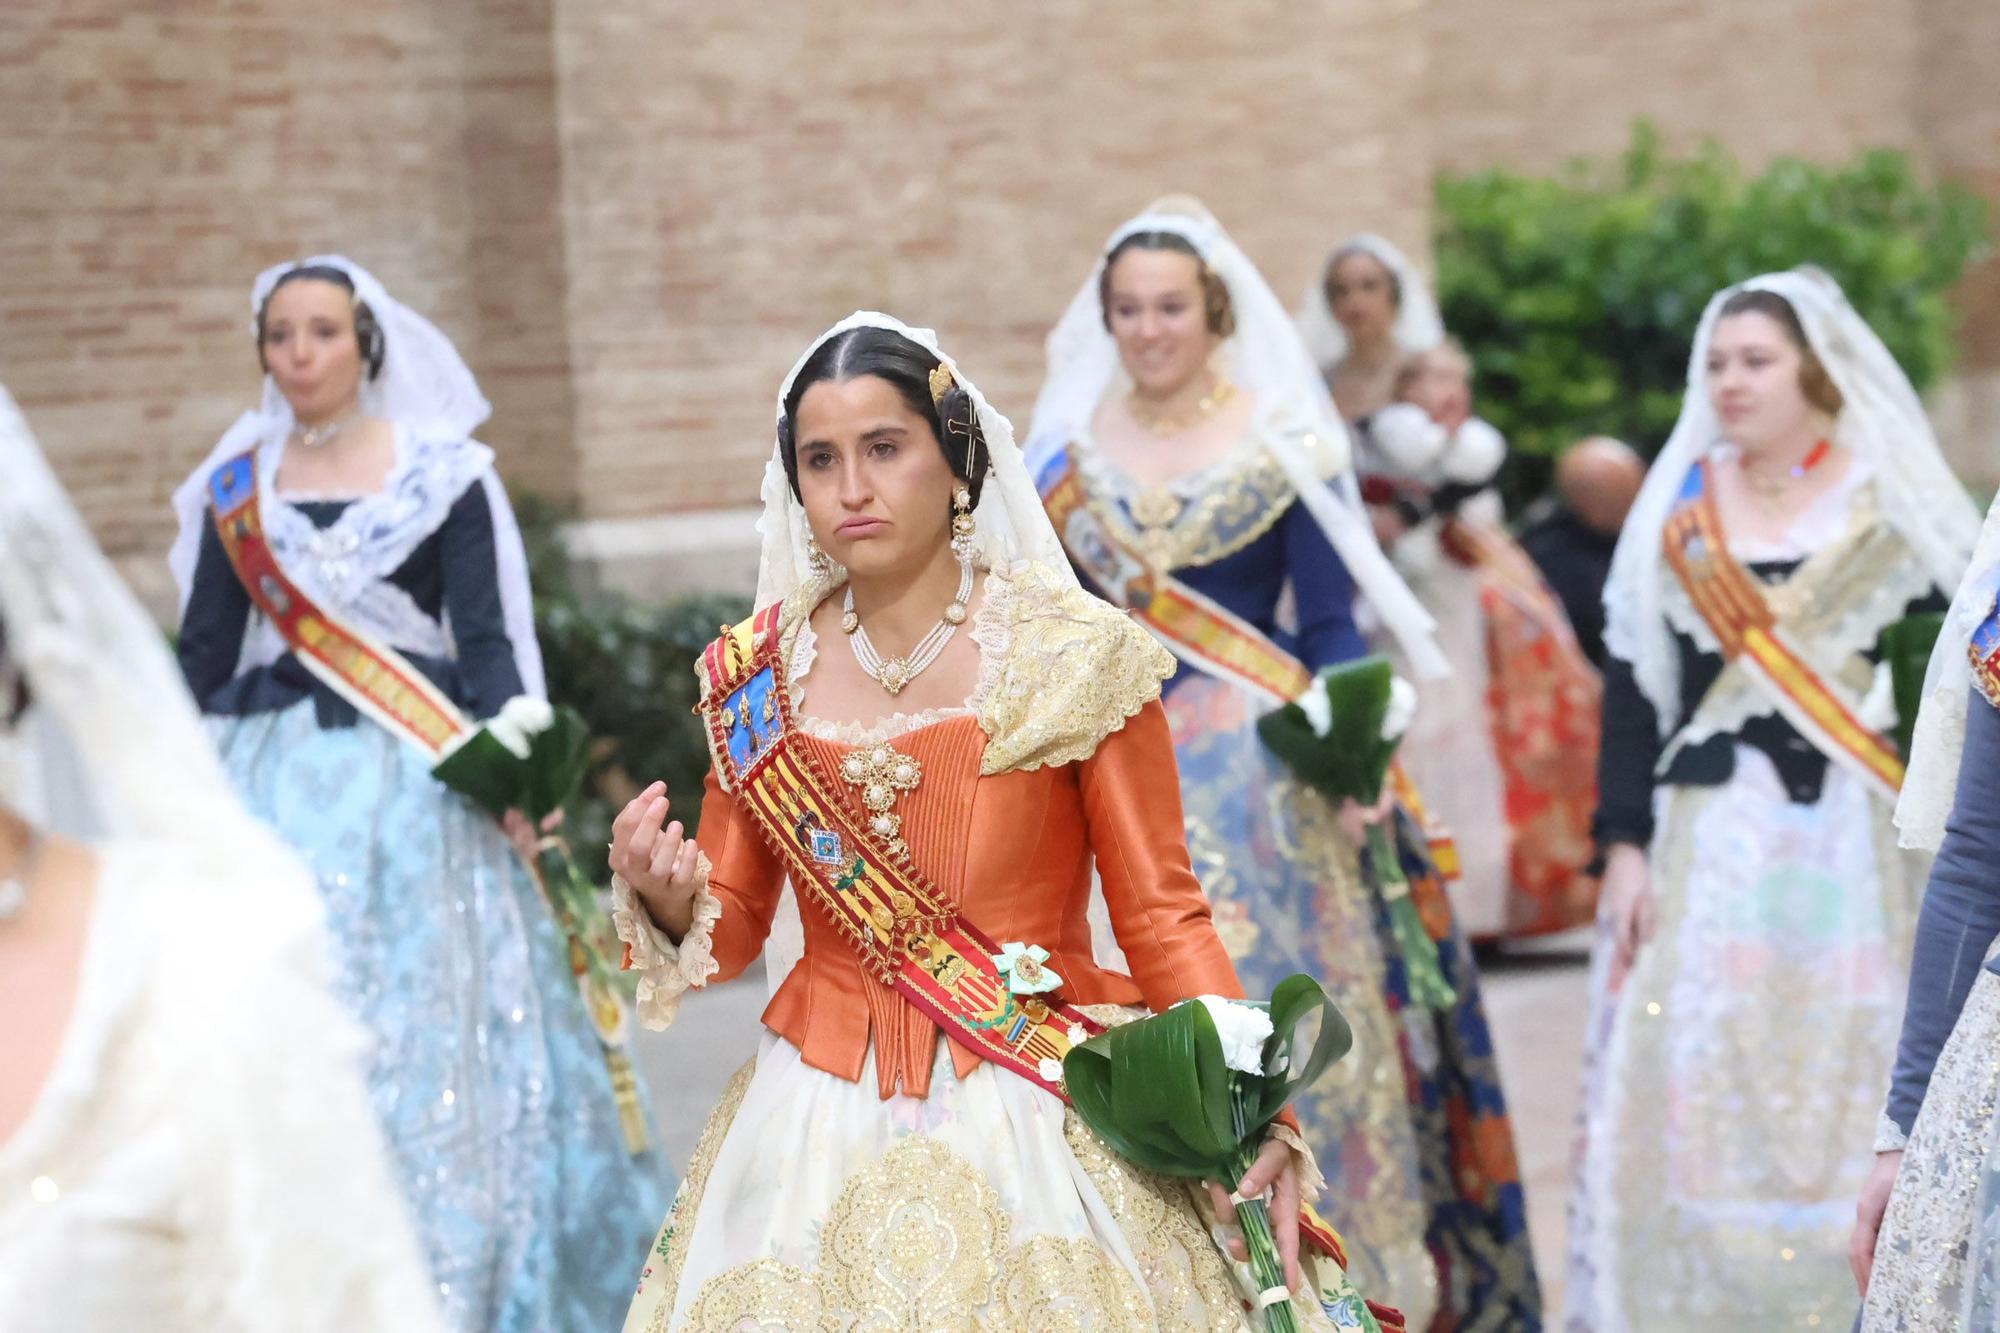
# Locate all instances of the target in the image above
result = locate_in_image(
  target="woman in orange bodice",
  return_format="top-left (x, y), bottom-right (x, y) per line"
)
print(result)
top-left (608, 313), bottom-right (1400, 1330)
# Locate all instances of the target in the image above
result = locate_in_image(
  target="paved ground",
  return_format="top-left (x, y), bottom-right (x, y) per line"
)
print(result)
top-left (631, 935), bottom-right (1594, 1315)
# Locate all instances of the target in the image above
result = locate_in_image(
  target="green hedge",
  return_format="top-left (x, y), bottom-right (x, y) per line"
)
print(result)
top-left (1434, 122), bottom-right (1989, 506)
top-left (521, 498), bottom-right (748, 880)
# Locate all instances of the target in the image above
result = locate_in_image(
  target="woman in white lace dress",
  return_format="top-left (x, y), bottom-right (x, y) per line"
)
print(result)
top-left (0, 386), bottom-right (447, 1333)
top-left (1566, 270), bottom-right (1975, 1330)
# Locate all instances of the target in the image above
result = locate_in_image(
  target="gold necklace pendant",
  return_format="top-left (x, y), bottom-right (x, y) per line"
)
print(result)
top-left (1127, 378), bottom-right (1237, 436)
top-left (874, 657), bottom-right (912, 696)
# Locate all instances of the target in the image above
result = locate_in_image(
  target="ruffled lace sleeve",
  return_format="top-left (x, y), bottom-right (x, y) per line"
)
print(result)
top-left (975, 561), bottom-right (1175, 773)
top-left (612, 862), bottom-right (723, 1030)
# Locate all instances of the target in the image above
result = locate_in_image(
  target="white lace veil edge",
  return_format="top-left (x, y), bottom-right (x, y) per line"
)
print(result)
top-left (754, 311), bottom-right (1079, 995)
top-left (1023, 201), bottom-right (1446, 679)
top-left (1293, 232), bottom-right (1447, 375)
top-left (0, 386), bottom-right (321, 940)
top-left (1602, 267), bottom-right (1981, 747)
top-left (1898, 493), bottom-right (2000, 848)
top-left (164, 255), bottom-right (544, 699)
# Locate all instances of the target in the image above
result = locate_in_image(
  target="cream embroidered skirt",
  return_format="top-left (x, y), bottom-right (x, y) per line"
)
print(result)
top-left (623, 1035), bottom-right (1383, 1331)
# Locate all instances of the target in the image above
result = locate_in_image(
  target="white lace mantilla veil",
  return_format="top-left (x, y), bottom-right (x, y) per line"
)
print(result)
top-left (754, 312), bottom-right (1078, 998)
top-left (0, 385), bottom-right (320, 937)
top-left (1023, 197), bottom-right (1447, 680)
top-left (165, 255), bottom-right (545, 698)
top-left (1898, 492), bottom-right (2000, 849)
top-left (1602, 267), bottom-right (1981, 766)
top-left (1293, 232), bottom-right (1447, 375)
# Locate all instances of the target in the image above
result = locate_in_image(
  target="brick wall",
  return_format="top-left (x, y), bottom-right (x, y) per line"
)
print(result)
top-left (4, 1), bottom-right (1994, 598)
top-left (551, 0), bottom-right (1433, 523)
top-left (0, 2), bottom-right (568, 603)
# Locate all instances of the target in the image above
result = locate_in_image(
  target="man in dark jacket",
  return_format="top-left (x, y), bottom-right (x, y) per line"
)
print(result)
top-left (1519, 436), bottom-right (1645, 666)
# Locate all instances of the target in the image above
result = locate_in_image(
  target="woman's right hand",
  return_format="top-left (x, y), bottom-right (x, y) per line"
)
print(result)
top-left (1601, 843), bottom-right (1656, 992)
top-left (1850, 1148), bottom-right (1904, 1297)
top-left (609, 780), bottom-right (704, 938)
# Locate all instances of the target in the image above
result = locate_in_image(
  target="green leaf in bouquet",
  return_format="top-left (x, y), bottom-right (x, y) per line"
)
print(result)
top-left (1256, 656), bottom-right (1401, 804)
top-left (1881, 612), bottom-right (1945, 760)
top-left (432, 728), bottom-right (529, 819)
top-left (1064, 1000), bottom-right (1237, 1179)
top-left (1250, 974), bottom-right (1353, 1128)
top-left (524, 704), bottom-right (594, 820)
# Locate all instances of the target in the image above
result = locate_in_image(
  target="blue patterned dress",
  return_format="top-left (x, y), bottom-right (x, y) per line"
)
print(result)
top-left (176, 433), bottom-right (669, 1333)
top-left (1039, 431), bottom-right (1541, 1331)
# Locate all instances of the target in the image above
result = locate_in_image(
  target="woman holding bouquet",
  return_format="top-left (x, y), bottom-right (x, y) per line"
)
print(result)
top-left (1567, 268), bottom-right (1974, 1329)
top-left (609, 312), bottom-right (1397, 1329)
top-left (171, 256), bottom-right (667, 1333)
top-left (1023, 199), bottom-right (1540, 1330)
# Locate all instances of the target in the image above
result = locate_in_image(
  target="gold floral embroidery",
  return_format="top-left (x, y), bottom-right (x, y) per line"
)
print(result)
top-left (1060, 1112), bottom-right (1241, 1330)
top-left (1076, 441), bottom-right (1299, 574)
top-left (815, 1136), bottom-right (1011, 1325)
top-left (623, 1059), bottom-right (756, 1333)
top-left (993, 1234), bottom-right (1153, 1329)
top-left (684, 1258), bottom-right (823, 1330)
top-left (973, 562), bottom-right (1175, 774)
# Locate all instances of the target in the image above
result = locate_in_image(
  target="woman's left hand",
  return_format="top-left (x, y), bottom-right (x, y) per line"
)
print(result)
top-left (501, 808), bottom-right (564, 862)
top-left (1337, 789), bottom-right (1396, 847)
top-left (1206, 1136), bottom-right (1302, 1289)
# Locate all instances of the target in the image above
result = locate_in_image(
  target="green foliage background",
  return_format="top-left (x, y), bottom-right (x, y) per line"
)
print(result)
top-left (520, 498), bottom-right (747, 880)
top-left (1433, 123), bottom-right (1990, 509)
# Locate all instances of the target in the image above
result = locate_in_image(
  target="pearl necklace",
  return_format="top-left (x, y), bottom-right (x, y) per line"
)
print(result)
top-left (842, 559), bottom-right (974, 697)
top-left (0, 825), bottom-right (46, 924)
top-left (295, 411), bottom-right (359, 450)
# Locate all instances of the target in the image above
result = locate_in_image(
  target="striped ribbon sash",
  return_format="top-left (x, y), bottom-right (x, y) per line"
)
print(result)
top-left (1661, 461), bottom-right (1904, 799)
top-left (698, 605), bottom-right (1357, 1261)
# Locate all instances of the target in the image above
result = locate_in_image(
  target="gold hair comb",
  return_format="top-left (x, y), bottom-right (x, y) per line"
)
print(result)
top-left (928, 362), bottom-right (955, 405)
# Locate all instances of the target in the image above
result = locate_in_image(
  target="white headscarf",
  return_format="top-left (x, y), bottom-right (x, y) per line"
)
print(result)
top-left (1295, 232), bottom-right (1447, 376)
top-left (756, 311), bottom-right (1076, 995)
top-left (167, 256), bottom-right (544, 698)
top-left (756, 311), bottom-right (1075, 609)
top-left (1898, 494), bottom-right (2000, 849)
top-left (0, 388), bottom-right (310, 898)
top-left (1024, 199), bottom-right (1446, 679)
top-left (1603, 266), bottom-right (1980, 736)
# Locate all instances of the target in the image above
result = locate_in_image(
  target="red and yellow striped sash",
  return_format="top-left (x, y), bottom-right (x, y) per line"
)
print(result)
top-left (699, 606), bottom-right (1102, 1099)
top-left (1040, 459), bottom-right (1311, 706)
top-left (207, 450), bottom-right (471, 757)
top-left (1662, 461), bottom-right (1904, 797)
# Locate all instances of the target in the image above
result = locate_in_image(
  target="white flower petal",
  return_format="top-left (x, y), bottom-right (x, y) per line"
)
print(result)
top-left (1381, 677), bottom-right (1418, 742)
top-left (1296, 683), bottom-right (1334, 739)
top-left (499, 695), bottom-right (556, 735)
top-left (485, 716), bottom-right (532, 760)
top-left (1196, 995), bottom-right (1275, 1075)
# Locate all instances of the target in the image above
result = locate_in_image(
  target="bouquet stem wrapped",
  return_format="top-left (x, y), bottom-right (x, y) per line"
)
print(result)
top-left (432, 696), bottom-right (649, 1153)
top-left (1258, 656), bottom-right (1456, 1009)
top-left (1064, 977), bottom-right (1388, 1331)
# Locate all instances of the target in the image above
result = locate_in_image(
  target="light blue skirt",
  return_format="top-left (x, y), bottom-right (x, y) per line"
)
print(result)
top-left (214, 701), bottom-right (671, 1333)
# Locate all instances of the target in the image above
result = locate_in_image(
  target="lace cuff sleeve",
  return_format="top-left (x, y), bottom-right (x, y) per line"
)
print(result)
top-left (612, 860), bottom-right (722, 1030)
top-left (1265, 1118), bottom-right (1328, 1201)
top-left (1874, 1109), bottom-right (1911, 1153)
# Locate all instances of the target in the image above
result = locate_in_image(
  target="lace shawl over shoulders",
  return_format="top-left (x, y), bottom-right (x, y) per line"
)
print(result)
top-left (971, 561), bottom-right (1173, 773)
top-left (692, 563), bottom-right (1173, 783)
